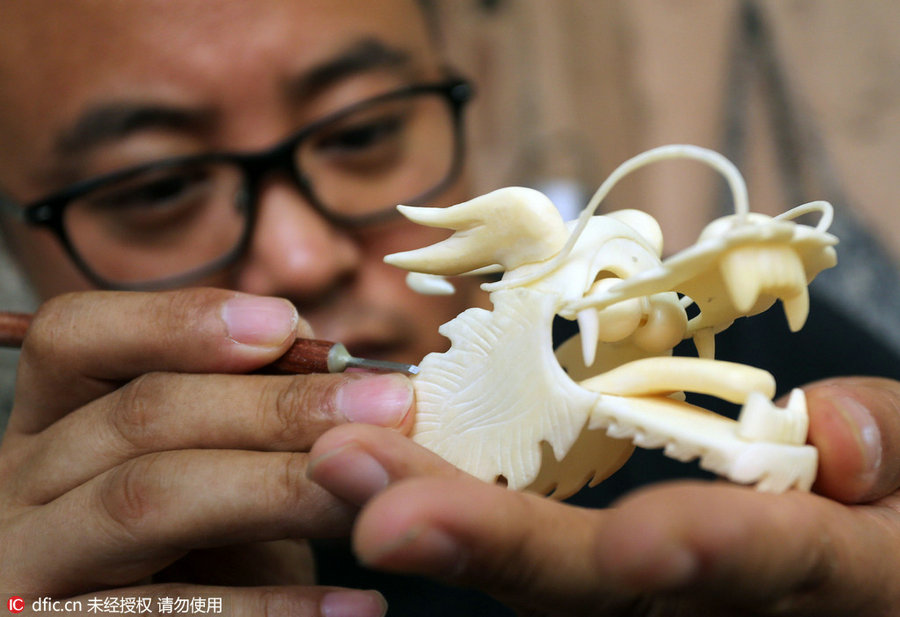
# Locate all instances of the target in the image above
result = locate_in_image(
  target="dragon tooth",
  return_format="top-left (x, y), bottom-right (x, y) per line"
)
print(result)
top-left (777, 245), bottom-right (807, 291)
top-left (736, 391), bottom-right (778, 441)
top-left (664, 441), bottom-right (698, 462)
top-left (773, 249), bottom-right (810, 331)
top-left (720, 248), bottom-right (762, 312)
top-left (786, 387), bottom-right (806, 412)
top-left (576, 308), bottom-right (600, 367)
top-left (607, 422), bottom-right (632, 440)
top-left (406, 272), bottom-right (456, 295)
top-left (762, 246), bottom-right (788, 289)
top-left (578, 278), bottom-right (644, 344)
top-left (784, 387), bottom-right (809, 444)
top-left (782, 285), bottom-right (810, 332)
top-left (737, 388), bottom-right (807, 444)
top-left (633, 430), bottom-right (667, 449)
top-left (720, 245), bottom-right (811, 321)
top-left (692, 327), bottom-right (716, 359)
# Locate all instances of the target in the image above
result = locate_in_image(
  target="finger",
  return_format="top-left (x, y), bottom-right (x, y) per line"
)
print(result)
top-left (307, 424), bottom-right (465, 506)
top-left (9, 450), bottom-right (356, 597)
top-left (588, 483), bottom-right (900, 615)
top-left (307, 427), bottom-right (632, 614)
top-left (44, 584), bottom-right (386, 617)
top-left (802, 377), bottom-right (900, 503)
top-left (353, 479), bottom-right (900, 616)
top-left (352, 477), bottom-right (629, 616)
top-left (10, 372), bottom-right (413, 504)
top-left (309, 426), bottom-right (900, 614)
top-left (12, 289), bottom-right (304, 433)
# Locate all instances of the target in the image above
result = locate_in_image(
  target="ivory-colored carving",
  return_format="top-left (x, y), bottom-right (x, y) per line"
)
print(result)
top-left (385, 145), bottom-right (837, 497)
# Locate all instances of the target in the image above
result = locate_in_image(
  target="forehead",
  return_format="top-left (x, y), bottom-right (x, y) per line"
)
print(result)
top-left (0, 0), bottom-right (433, 78)
top-left (0, 0), bottom-right (436, 163)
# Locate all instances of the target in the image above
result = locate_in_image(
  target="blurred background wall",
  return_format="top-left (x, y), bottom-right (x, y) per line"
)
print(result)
top-left (438, 0), bottom-right (900, 251)
top-left (435, 0), bottom-right (900, 351)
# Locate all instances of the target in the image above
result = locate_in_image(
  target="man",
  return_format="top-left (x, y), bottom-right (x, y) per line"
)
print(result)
top-left (2, 1), bottom-right (900, 616)
top-left (0, 1), bottom-right (488, 615)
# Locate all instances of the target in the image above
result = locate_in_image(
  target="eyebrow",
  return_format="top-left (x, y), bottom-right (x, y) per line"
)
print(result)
top-left (53, 37), bottom-right (414, 159)
top-left (55, 106), bottom-right (214, 157)
top-left (284, 37), bottom-right (414, 101)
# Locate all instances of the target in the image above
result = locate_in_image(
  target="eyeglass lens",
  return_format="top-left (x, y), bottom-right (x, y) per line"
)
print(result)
top-left (300, 93), bottom-right (455, 217)
top-left (61, 89), bottom-right (459, 287)
top-left (64, 162), bottom-right (247, 286)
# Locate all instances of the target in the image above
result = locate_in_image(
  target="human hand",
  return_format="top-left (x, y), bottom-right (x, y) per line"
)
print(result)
top-left (308, 377), bottom-right (900, 616)
top-left (0, 289), bottom-right (413, 617)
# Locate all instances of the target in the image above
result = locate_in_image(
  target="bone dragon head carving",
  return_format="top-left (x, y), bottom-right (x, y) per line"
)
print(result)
top-left (385, 145), bottom-right (837, 497)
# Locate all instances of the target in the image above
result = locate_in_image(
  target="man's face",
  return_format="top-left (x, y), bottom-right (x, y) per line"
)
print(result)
top-left (0, 0), bottom-right (484, 363)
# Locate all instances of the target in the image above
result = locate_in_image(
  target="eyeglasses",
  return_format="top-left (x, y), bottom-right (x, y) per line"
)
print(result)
top-left (1, 78), bottom-right (473, 290)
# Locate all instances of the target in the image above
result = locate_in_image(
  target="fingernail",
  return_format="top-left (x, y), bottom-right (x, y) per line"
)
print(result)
top-left (834, 394), bottom-right (883, 475)
top-left (308, 444), bottom-right (390, 505)
top-left (222, 296), bottom-right (297, 347)
top-left (336, 374), bottom-right (413, 427)
top-left (361, 524), bottom-right (467, 579)
top-left (321, 590), bottom-right (387, 617)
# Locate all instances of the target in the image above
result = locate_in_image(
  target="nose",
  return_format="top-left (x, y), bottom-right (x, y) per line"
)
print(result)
top-left (232, 178), bottom-right (361, 298)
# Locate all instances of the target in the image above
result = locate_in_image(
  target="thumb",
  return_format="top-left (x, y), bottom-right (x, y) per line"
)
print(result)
top-left (803, 377), bottom-right (900, 503)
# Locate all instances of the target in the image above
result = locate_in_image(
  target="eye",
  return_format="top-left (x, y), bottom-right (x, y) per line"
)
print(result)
top-left (315, 114), bottom-right (405, 155)
top-left (304, 102), bottom-right (416, 178)
top-left (86, 167), bottom-right (213, 212)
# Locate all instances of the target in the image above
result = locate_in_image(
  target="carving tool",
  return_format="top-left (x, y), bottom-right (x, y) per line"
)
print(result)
top-left (0, 311), bottom-right (419, 375)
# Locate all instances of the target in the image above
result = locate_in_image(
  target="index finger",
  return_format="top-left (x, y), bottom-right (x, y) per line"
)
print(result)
top-left (11, 289), bottom-right (304, 433)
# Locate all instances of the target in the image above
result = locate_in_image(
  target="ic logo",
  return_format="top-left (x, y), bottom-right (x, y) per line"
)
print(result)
top-left (7, 597), bottom-right (24, 614)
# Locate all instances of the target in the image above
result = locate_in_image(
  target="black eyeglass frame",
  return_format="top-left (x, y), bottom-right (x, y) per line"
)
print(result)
top-left (0, 78), bottom-right (473, 290)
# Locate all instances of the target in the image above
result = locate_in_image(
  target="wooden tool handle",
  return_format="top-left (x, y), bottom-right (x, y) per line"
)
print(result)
top-left (0, 312), bottom-right (31, 347)
top-left (268, 338), bottom-right (335, 374)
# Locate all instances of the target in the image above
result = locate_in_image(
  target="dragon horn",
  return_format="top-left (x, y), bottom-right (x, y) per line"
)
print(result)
top-left (385, 187), bottom-right (569, 275)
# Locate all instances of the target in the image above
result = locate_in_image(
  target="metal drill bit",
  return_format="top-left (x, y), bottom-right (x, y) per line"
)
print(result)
top-left (327, 343), bottom-right (420, 375)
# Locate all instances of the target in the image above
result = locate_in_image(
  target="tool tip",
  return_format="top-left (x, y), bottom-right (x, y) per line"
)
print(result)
top-left (345, 355), bottom-right (420, 375)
